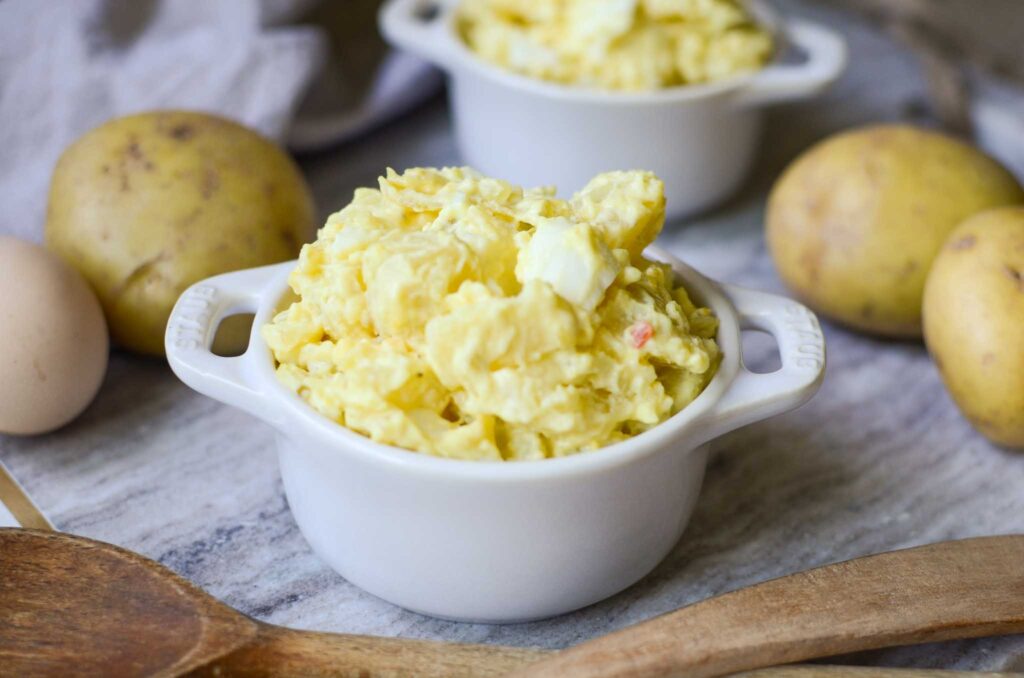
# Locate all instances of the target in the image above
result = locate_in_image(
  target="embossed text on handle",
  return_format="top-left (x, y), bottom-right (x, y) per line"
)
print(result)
top-left (168, 286), bottom-right (218, 351)
top-left (782, 303), bottom-right (825, 370)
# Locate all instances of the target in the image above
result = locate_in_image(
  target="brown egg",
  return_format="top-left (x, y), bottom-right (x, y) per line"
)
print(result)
top-left (0, 237), bottom-right (109, 435)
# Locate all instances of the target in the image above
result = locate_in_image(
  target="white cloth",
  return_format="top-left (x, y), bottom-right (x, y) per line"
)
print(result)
top-left (0, 0), bottom-right (441, 243)
top-left (973, 77), bottom-right (1024, 182)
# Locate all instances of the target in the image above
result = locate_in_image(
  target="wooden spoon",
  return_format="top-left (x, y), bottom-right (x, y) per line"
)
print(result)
top-left (2, 529), bottom-right (1021, 677)
top-left (0, 528), bottom-right (542, 677)
top-left (514, 534), bottom-right (1024, 677)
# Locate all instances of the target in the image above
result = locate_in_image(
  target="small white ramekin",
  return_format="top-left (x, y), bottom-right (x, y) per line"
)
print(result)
top-left (165, 248), bottom-right (825, 622)
top-left (379, 0), bottom-right (847, 220)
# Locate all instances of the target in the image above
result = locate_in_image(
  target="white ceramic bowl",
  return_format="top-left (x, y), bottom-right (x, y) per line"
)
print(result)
top-left (379, 0), bottom-right (847, 221)
top-left (166, 248), bottom-right (825, 622)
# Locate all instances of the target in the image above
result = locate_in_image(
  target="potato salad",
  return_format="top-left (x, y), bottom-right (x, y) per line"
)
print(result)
top-left (458, 0), bottom-right (773, 91)
top-left (263, 168), bottom-right (720, 461)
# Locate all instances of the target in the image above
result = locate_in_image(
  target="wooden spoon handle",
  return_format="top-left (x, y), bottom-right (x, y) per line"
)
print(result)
top-left (189, 623), bottom-right (547, 677)
top-left (737, 669), bottom-right (1017, 678)
top-left (191, 625), bottom-right (1016, 678)
top-left (514, 535), bottom-right (1024, 677)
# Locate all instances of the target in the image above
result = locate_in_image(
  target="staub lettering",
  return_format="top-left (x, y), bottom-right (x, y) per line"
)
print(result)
top-left (782, 304), bottom-right (824, 370)
top-left (168, 286), bottom-right (218, 350)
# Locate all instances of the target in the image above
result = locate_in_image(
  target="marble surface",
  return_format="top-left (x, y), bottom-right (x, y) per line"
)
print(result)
top-left (3, 0), bottom-right (1024, 672)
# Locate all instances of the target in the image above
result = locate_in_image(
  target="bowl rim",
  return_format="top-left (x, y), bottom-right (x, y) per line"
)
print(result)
top-left (246, 246), bottom-right (743, 482)
top-left (387, 0), bottom-right (785, 107)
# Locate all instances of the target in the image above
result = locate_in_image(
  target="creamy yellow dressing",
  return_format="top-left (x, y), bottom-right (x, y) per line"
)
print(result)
top-left (263, 168), bottom-right (720, 461)
top-left (458, 0), bottom-right (773, 91)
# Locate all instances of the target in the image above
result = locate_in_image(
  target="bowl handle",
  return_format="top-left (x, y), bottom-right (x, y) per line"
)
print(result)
top-left (165, 263), bottom-right (292, 427)
top-left (696, 285), bottom-right (826, 444)
top-left (379, 0), bottom-right (461, 69)
top-left (733, 20), bottom-right (847, 108)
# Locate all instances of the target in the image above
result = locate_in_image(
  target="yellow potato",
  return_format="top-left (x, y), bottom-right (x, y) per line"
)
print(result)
top-left (923, 207), bottom-right (1024, 449)
top-left (46, 111), bottom-right (316, 356)
top-left (767, 124), bottom-right (1024, 338)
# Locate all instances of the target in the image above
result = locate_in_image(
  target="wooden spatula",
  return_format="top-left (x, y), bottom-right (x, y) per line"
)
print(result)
top-left (2, 529), bottom-right (1022, 677)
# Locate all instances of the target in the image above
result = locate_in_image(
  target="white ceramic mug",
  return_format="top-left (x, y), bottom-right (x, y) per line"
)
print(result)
top-left (166, 248), bottom-right (825, 622)
top-left (379, 0), bottom-right (847, 220)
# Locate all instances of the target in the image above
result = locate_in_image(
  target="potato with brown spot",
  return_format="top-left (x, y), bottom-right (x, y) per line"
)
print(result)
top-left (45, 111), bottom-right (316, 356)
top-left (923, 207), bottom-right (1024, 449)
top-left (767, 124), bottom-right (1024, 338)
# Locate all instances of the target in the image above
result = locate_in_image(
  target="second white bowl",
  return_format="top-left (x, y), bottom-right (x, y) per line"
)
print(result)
top-left (379, 0), bottom-right (847, 220)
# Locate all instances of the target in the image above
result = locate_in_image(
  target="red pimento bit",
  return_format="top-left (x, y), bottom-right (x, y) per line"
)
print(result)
top-left (629, 320), bottom-right (654, 349)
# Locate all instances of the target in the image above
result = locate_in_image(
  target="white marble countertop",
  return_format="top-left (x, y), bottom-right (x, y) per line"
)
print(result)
top-left (3, 0), bottom-right (1024, 672)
